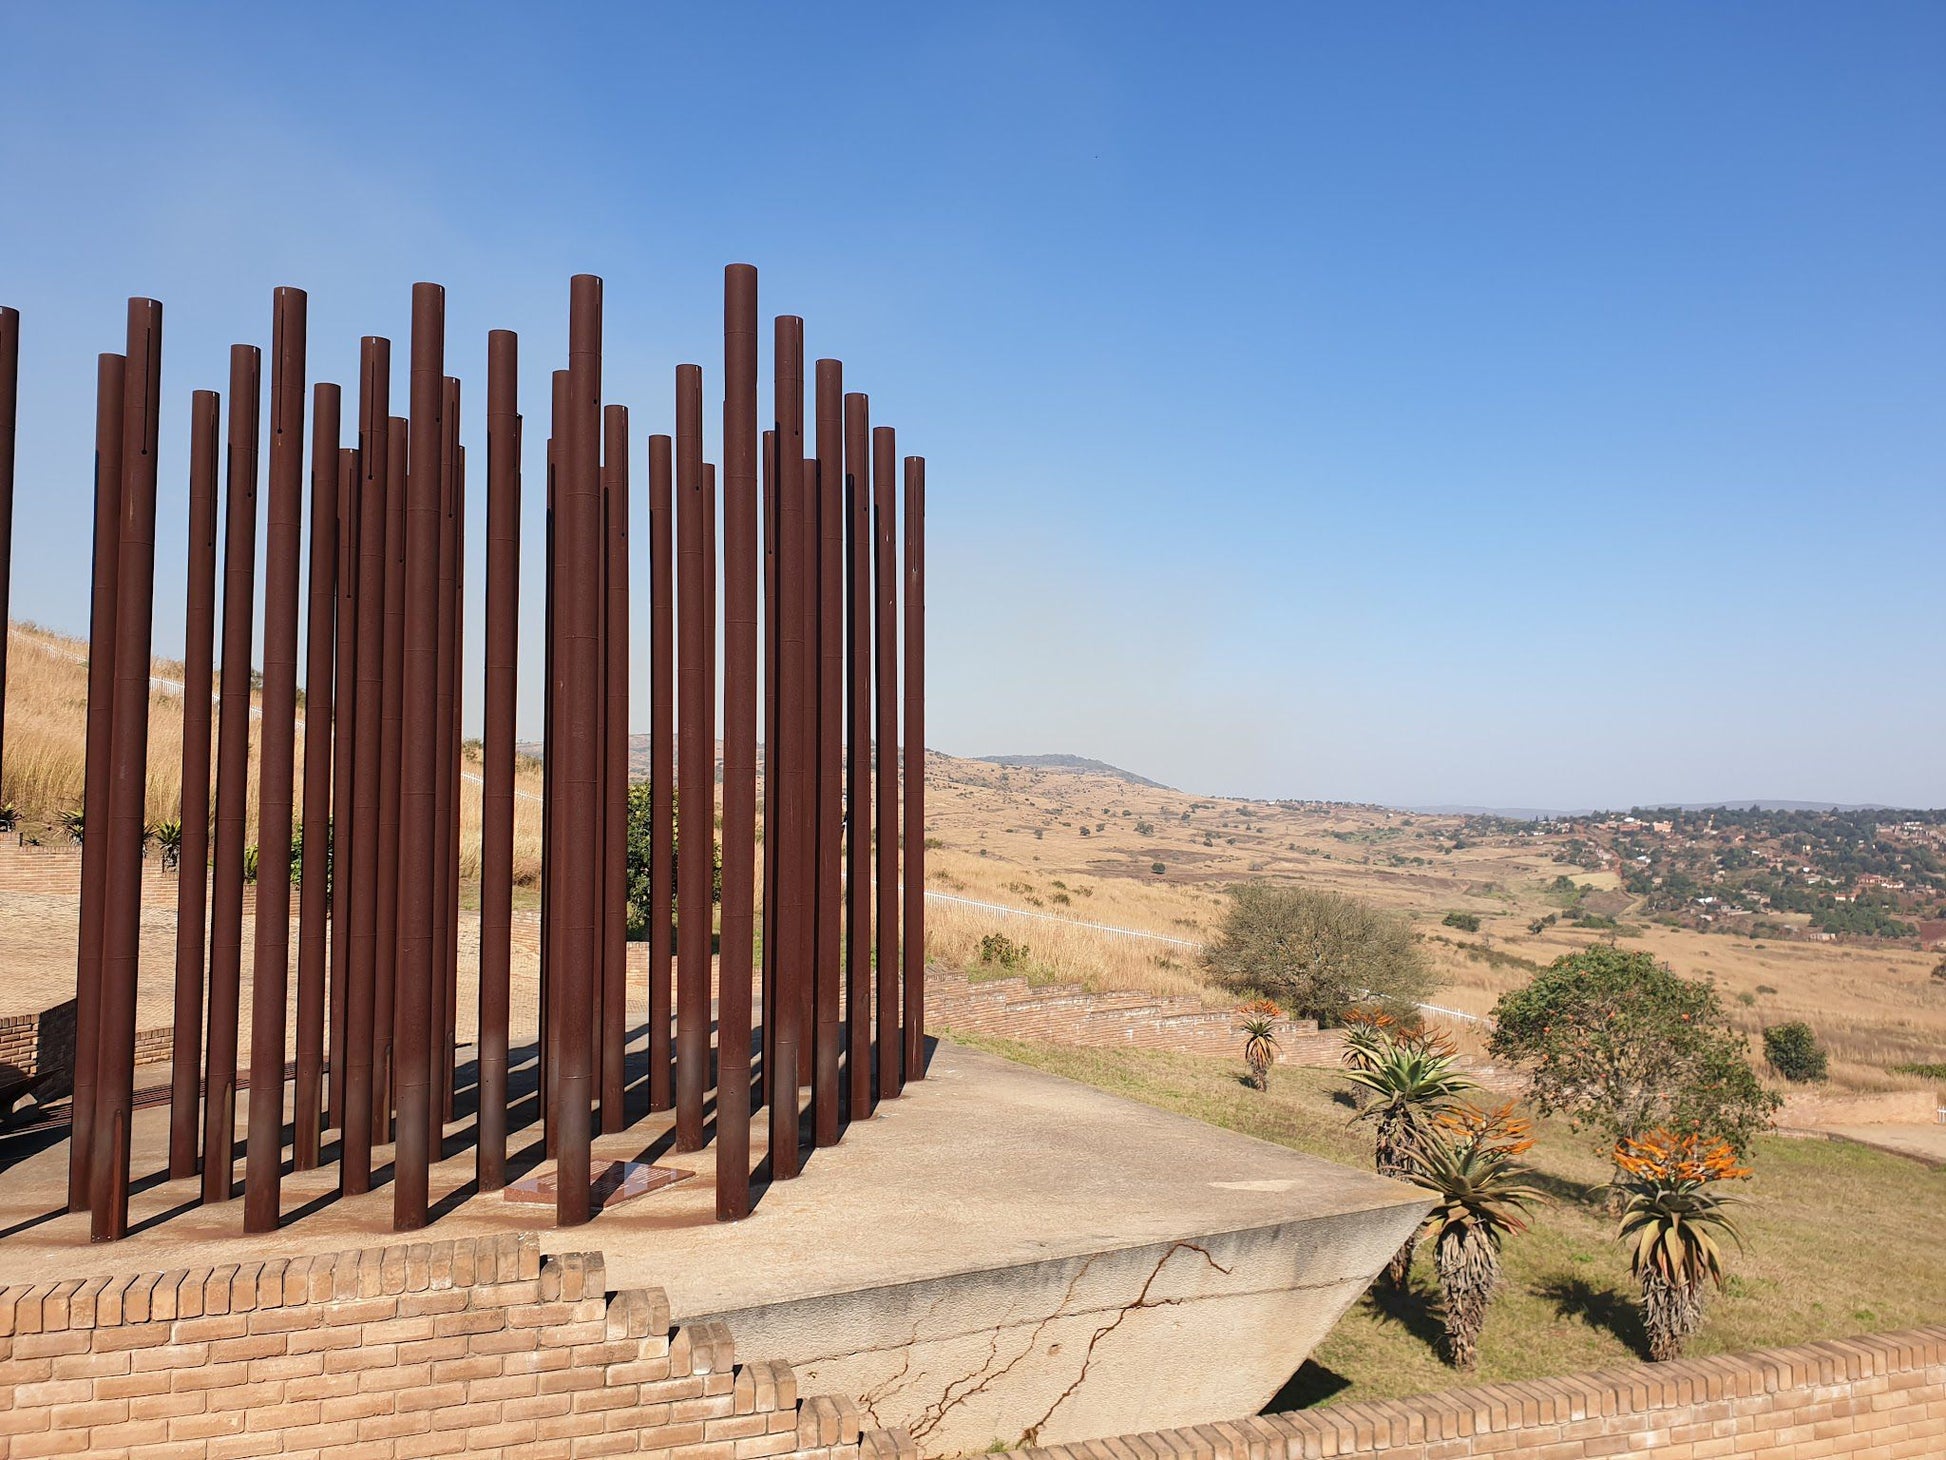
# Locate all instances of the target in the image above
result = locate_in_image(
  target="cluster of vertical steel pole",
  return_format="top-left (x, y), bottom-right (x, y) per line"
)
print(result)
top-left (0, 264), bottom-right (926, 1240)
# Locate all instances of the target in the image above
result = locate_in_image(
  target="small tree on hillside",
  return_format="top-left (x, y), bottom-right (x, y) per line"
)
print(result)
top-left (625, 782), bottom-right (720, 943)
top-left (1488, 946), bottom-right (1780, 1156)
top-left (1203, 883), bottom-right (1434, 1024)
top-left (1762, 1021), bottom-right (1828, 1083)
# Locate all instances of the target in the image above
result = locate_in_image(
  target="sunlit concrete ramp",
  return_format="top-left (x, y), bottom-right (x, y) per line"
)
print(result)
top-left (0, 1039), bottom-right (1425, 1454)
top-left (654, 1041), bottom-right (1430, 1452)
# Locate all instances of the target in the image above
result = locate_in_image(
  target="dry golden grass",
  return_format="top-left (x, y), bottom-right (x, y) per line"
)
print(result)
top-left (9, 621), bottom-right (1942, 1093)
top-left (3, 620), bottom-right (547, 883)
top-left (919, 752), bottom-right (1946, 1096)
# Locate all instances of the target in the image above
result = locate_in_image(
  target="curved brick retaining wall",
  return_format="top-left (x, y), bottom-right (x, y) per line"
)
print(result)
top-left (0, 1233), bottom-right (916, 1460)
top-left (995, 1327), bottom-right (1946, 1460)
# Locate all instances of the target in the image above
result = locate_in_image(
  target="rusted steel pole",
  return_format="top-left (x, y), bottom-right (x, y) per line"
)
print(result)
top-left (646, 432), bottom-right (674, 1113)
top-left (872, 424), bottom-right (902, 1099)
top-left (429, 375), bottom-right (459, 1148)
top-left (769, 315), bottom-right (804, 1180)
top-left (342, 342), bottom-right (387, 1192)
top-left (294, 378), bottom-right (339, 1170)
top-left (541, 375), bottom-right (564, 1149)
top-left (203, 343), bottom-right (260, 1206)
top-left (326, 408), bottom-right (361, 1135)
top-left (814, 362), bottom-right (843, 1145)
top-left (444, 437), bottom-right (465, 1126)
top-left (902, 456), bottom-right (926, 1079)
top-left (674, 361), bottom-right (707, 1155)
top-left (555, 275), bottom-right (603, 1226)
top-left (842, 392), bottom-right (871, 1119)
top-left (324, 447), bottom-right (355, 1128)
top-left (373, 413), bottom-right (407, 1143)
top-left (170, 387), bottom-right (220, 1180)
top-left (718, 263), bottom-right (758, 1219)
top-left (244, 286), bottom-right (307, 1234)
top-left (760, 426), bottom-right (776, 1109)
top-left (394, 282), bottom-right (445, 1231)
top-left (0, 309), bottom-right (14, 801)
top-left (797, 454), bottom-right (818, 1071)
top-left (478, 329), bottom-right (519, 1190)
top-left (89, 298), bottom-right (164, 1241)
top-left (601, 404), bottom-right (629, 1131)
top-left (69, 351), bottom-right (125, 1212)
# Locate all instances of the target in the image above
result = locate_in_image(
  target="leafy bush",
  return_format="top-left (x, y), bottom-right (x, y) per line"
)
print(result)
top-left (1488, 945), bottom-right (1780, 1154)
top-left (624, 781), bottom-right (719, 942)
top-left (1442, 911), bottom-right (1481, 933)
top-left (1204, 883), bottom-right (1434, 1025)
top-left (977, 933), bottom-right (1029, 969)
top-left (1762, 1022), bottom-right (1828, 1082)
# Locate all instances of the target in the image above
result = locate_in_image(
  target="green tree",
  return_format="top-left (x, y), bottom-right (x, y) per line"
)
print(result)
top-left (625, 781), bottom-right (719, 943)
top-left (1203, 883), bottom-right (1434, 1024)
top-left (1488, 946), bottom-right (1780, 1155)
top-left (1762, 1021), bottom-right (1828, 1083)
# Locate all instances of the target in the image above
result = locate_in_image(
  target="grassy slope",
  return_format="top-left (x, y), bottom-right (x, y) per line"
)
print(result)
top-left (951, 1035), bottom-right (1946, 1408)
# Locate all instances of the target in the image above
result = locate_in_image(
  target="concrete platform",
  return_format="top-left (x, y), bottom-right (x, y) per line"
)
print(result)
top-left (0, 1039), bottom-right (1426, 1451)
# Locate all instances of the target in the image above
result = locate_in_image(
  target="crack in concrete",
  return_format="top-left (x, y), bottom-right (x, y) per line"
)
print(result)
top-left (1017, 1241), bottom-right (1234, 1448)
top-left (855, 1288), bottom-right (957, 1429)
top-left (904, 1252), bottom-right (1106, 1445)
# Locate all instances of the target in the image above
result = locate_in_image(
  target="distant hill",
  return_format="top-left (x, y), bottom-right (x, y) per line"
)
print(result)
top-left (974, 753), bottom-right (1172, 790)
top-left (1410, 799), bottom-right (1907, 821)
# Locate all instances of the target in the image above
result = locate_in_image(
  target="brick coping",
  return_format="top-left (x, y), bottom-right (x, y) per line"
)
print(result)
top-left (995, 1325), bottom-right (1946, 1459)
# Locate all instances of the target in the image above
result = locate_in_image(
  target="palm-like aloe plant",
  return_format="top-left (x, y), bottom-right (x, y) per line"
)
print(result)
top-left (1613, 1130), bottom-right (1749, 1361)
top-left (1346, 1028), bottom-right (1476, 1286)
top-left (1410, 1103), bottom-right (1546, 1368)
top-left (1236, 998), bottom-right (1282, 1091)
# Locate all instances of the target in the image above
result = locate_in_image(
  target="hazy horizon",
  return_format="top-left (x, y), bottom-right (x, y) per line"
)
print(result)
top-left (4, 4), bottom-right (1941, 810)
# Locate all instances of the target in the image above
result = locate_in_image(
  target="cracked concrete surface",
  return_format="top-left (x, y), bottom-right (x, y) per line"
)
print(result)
top-left (0, 1039), bottom-right (1427, 1453)
top-left (682, 1043), bottom-right (1430, 1453)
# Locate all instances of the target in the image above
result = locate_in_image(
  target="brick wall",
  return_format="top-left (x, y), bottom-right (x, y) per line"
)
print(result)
top-left (0, 1233), bottom-right (918, 1460)
top-left (997, 1327), bottom-right (1946, 1460)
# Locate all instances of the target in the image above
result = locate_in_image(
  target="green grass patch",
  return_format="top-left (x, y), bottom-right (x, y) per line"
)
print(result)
top-left (951, 1035), bottom-right (1946, 1408)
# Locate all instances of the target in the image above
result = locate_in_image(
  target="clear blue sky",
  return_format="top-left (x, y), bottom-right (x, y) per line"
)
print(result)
top-left (3, 3), bottom-right (1941, 809)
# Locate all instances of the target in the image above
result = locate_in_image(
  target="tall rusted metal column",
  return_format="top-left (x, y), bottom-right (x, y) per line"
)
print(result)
top-left (244, 286), bottom-right (308, 1233)
top-left (294, 380), bottom-right (339, 1170)
top-left (842, 392), bottom-right (871, 1119)
top-left (769, 316), bottom-right (804, 1179)
top-left (718, 263), bottom-right (758, 1219)
top-left (478, 329), bottom-right (519, 1191)
top-left (327, 404), bottom-right (362, 1135)
top-left (542, 371), bottom-right (567, 1150)
top-left (342, 343), bottom-right (388, 1191)
top-left (760, 426), bottom-right (777, 1109)
top-left (325, 446), bottom-right (356, 1130)
top-left (0, 309), bottom-right (15, 801)
top-left (203, 343), bottom-right (260, 1207)
top-left (555, 274), bottom-right (603, 1227)
top-left (646, 432), bottom-right (674, 1113)
top-left (903, 457), bottom-right (927, 1078)
top-left (445, 442), bottom-right (464, 1124)
top-left (89, 296), bottom-right (163, 1242)
top-left (69, 350), bottom-right (125, 1212)
top-left (170, 387), bottom-right (220, 1180)
top-left (674, 361), bottom-right (708, 1155)
top-left (601, 404), bottom-right (630, 1131)
top-left (394, 282), bottom-right (445, 1231)
top-left (429, 375), bottom-right (460, 1148)
top-left (797, 454), bottom-right (819, 1080)
top-left (372, 410), bottom-right (407, 1145)
top-left (872, 424), bottom-right (902, 1100)
top-left (814, 362), bottom-right (843, 1145)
